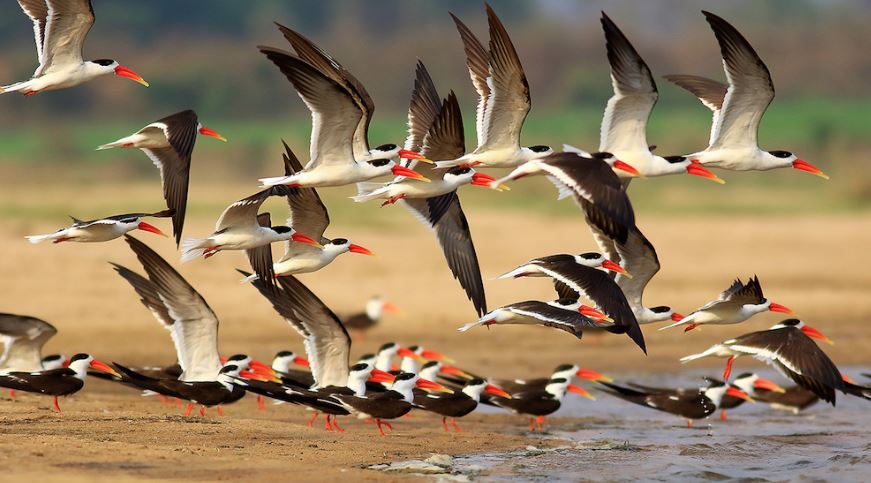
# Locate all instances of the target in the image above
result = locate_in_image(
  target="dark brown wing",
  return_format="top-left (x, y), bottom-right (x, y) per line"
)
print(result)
top-left (725, 275), bottom-right (764, 305)
top-left (280, 141), bottom-right (329, 240)
top-left (450, 12), bottom-right (490, 144)
top-left (422, 91), bottom-right (465, 162)
top-left (405, 61), bottom-right (442, 154)
top-left (662, 75), bottom-right (728, 111)
top-left (244, 213), bottom-right (277, 293)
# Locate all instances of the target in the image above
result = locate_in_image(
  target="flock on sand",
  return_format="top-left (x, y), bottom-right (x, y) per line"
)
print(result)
top-left (2, 1), bottom-right (867, 435)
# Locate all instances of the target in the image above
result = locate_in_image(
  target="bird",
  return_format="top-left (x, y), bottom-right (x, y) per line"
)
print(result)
top-left (238, 142), bottom-right (373, 284)
top-left (256, 46), bottom-right (430, 188)
top-left (458, 297), bottom-right (648, 348)
top-left (659, 276), bottom-right (792, 332)
top-left (180, 187), bottom-right (322, 287)
top-left (498, 252), bottom-right (629, 281)
top-left (0, 353), bottom-right (117, 412)
top-left (96, 110), bottom-right (227, 246)
top-left (489, 364), bottom-right (613, 395)
top-left (26, 210), bottom-right (173, 244)
top-left (663, 11), bottom-right (828, 178)
top-left (342, 296), bottom-right (400, 333)
top-left (0, 313), bottom-right (62, 373)
top-left (436, 4), bottom-right (554, 169)
top-left (275, 22), bottom-right (422, 163)
top-left (412, 378), bottom-right (511, 432)
top-left (362, 61), bottom-right (492, 316)
top-left (598, 379), bottom-right (750, 427)
top-left (3, 0), bottom-right (149, 95)
top-left (492, 377), bottom-right (593, 431)
top-left (753, 384), bottom-right (821, 414)
top-left (680, 319), bottom-right (843, 405)
top-left (595, 12), bottom-right (725, 183)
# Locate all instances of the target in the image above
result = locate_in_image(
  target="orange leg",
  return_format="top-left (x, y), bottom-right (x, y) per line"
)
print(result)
top-left (217, 406), bottom-right (223, 417)
top-left (683, 323), bottom-right (699, 332)
top-left (536, 415), bottom-right (545, 431)
top-left (451, 418), bottom-right (463, 432)
top-left (529, 417), bottom-right (536, 432)
top-left (442, 416), bottom-right (450, 432)
top-left (24, 91), bottom-right (38, 97)
top-left (257, 395), bottom-right (266, 411)
top-left (307, 411), bottom-right (319, 428)
top-left (199, 405), bottom-right (206, 417)
top-left (184, 403), bottom-right (194, 416)
top-left (723, 356), bottom-right (735, 380)
top-left (9, 389), bottom-right (16, 399)
top-left (381, 194), bottom-right (406, 207)
top-left (52, 396), bottom-right (61, 413)
top-left (687, 420), bottom-right (693, 428)
top-left (375, 418), bottom-right (387, 437)
top-left (324, 414), bottom-right (333, 432)
top-left (331, 417), bottom-right (345, 433)
top-left (175, 398), bottom-right (182, 407)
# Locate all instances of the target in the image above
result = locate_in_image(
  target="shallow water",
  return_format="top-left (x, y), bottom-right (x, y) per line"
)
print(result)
top-left (455, 367), bottom-right (871, 482)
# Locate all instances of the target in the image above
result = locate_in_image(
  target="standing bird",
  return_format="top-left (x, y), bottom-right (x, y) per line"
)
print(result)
top-left (664, 11), bottom-right (827, 178)
top-left (26, 210), bottom-right (172, 244)
top-left (256, 47), bottom-right (429, 188)
top-left (598, 379), bottom-right (750, 427)
top-left (0, 313), bottom-right (62, 373)
top-left (3, 0), bottom-right (149, 95)
top-left (595, 12), bottom-right (724, 183)
top-left (680, 319), bottom-right (842, 404)
top-left (413, 378), bottom-right (511, 432)
top-left (660, 276), bottom-right (792, 332)
top-left (494, 377), bottom-right (594, 431)
top-left (180, 186), bottom-right (321, 285)
top-left (436, 4), bottom-right (553, 168)
top-left (239, 142), bottom-right (373, 284)
top-left (0, 353), bottom-right (117, 412)
top-left (96, 110), bottom-right (226, 245)
top-left (342, 296), bottom-right (400, 333)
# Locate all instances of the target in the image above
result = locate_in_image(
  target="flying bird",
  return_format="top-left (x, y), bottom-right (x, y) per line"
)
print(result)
top-left (26, 210), bottom-right (173, 244)
top-left (3, 0), bottom-right (149, 95)
top-left (680, 319), bottom-right (843, 405)
top-left (436, 4), bottom-right (554, 168)
top-left (660, 276), bottom-right (792, 331)
top-left (96, 110), bottom-right (227, 245)
top-left (0, 313), bottom-right (62, 373)
top-left (664, 11), bottom-right (828, 178)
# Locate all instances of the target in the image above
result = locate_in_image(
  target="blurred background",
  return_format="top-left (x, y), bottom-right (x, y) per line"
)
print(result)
top-left (0, 1), bottom-right (869, 371)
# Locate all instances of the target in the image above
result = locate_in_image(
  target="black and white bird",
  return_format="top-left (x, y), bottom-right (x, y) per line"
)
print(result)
top-left (256, 40), bottom-right (429, 188)
top-left (0, 313), bottom-right (63, 373)
top-left (239, 142), bottom-right (373, 283)
top-left (180, 187), bottom-right (321, 284)
top-left (660, 276), bottom-right (792, 332)
top-left (0, 353), bottom-right (117, 412)
top-left (664, 11), bottom-right (828, 178)
top-left (680, 319), bottom-right (843, 405)
top-left (593, 12), bottom-right (724, 183)
top-left (342, 296), bottom-right (400, 333)
top-left (599, 379), bottom-right (750, 427)
top-left (412, 378), bottom-right (511, 432)
top-left (3, 0), bottom-right (149, 95)
top-left (97, 110), bottom-right (227, 245)
top-left (26, 210), bottom-right (172, 244)
top-left (492, 377), bottom-right (593, 431)
top-left (436, 4), bottom-right (554, 169)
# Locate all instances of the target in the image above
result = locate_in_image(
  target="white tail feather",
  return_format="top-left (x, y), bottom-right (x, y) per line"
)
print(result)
top-left (180, 237), bottom-right (209, 263)
top-left (458, 312), bottom-right (498, 332)
top-left (679, 345), bottom-right (722, 364)
top-left (96, 141), bottom-right (124, 150)
top-left (239, 273), bottom-right (258, 284)
top-left (435, 159), bottom-right (461, 169)
top-left (658, 312), bottom-right (698, 331)
top-left (258, 175), bottom-right (292, 187)
top-left (0, 80), bottom-right (33, 94)
top-left (25, 233), bottom-right (55, 244)
top-left (351, 183), bottom-right (389, 203)
top-left (497, 265), bottom-right (537, 279)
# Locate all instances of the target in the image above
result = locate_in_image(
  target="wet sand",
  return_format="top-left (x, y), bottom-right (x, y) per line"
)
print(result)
top-left (1, 182), bottom-right (869, 481)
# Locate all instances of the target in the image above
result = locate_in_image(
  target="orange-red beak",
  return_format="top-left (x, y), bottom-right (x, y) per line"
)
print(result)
top-left (440, 365), bottom-right (473, 379)
top-left (801, 324), bottom-right (834, 345)
top-left (485, 384), bottom-right (512, 399)
top-left (792, 160), bottom-right (829, 180)
top-left (293, 356), bottom-right (310, 367)
top-left (391, 165), bottom-right (431, 182)
top-left (137, 221), bottom-right (166, 237)
top-left (89, 360), bottom-right (121, 378)
top-left (567, 383), bottom-right (596, 400)
top-left (291, 233), bottom-right (323, 248)
top-left (249, 360), bottom-right (279, 378)
top-left (368, 368), bottom-right (396, 384)
top-left (472, 172), bottom-right (509, 191)
top-left (612, 160), bottom-right (641, 177)
top-left (382, 301), bottom-right (400, 314)
top-left (397, 347), bottom-right (424, 360)
top-left (726, 386), bottom-right (753, 402)
top-left (198, 126), bottom-right (227, 142)
top-left (687, 160), bottom-right (726, 184)
top-left (348, 243), bottom-right (374, 256)
top-left (579, 305), bottom-right (612, 323)
top-left (671, 313), bottom-right (684, 322)
top-left (416, 378), bottom-right (452, 393)
top-left (575, 368), bottom-right (613, 383)
top-left (420, 349), bottom-right (454, 363)
top-left (753, 377), bottom-right (785, 393)
top-left (768, 303), bottom-right (793, 315)
top-left (601, 259), bottom-right (631, 278)
top-left (399, 149), bottom-right (433, 164)
top-left (114, 65), bottom-right (149, 87)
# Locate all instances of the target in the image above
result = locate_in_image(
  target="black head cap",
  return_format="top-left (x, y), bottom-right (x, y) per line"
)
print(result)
top-left (220, 365), bottom-right (239, 374)
top-left (408, 345), bottom-right (420, 352)
top-left (271, 226), bottom-right (293, 234)
top-left (378, 342), bottom-right (397, 352)
top-left (528, 145), bottom-right (551, 153)
top-left (330, 238), bottom-right (349, 245)
top-left (591, 152), bottom-right (614, 160)
top-left (554, 298), bottom-right (578, 306)
top-left (70, 353), bottom-right (89, 362)
top-left (42, 354), bottom-right (64, 362)
top-left (368, 159), bottom-right (391, 167)
top-left (394, 372), bottom-right (416, 381)
top-left (706, 380), bottom-right (727, 388)
top-left (359, 353), bottom-right (375, 360)
top-left (447, 167), bottom-right (472, 176)
top-left (650, 306), bottom-right (672, 313)
top-left (768, 150), bottom-right (793, 158)
top-left (92, 59), bottom-right (116, 66)
top-left (735, 372), bottom-right (754, 380)
top-left (227, 354), bottom-right (248, 362)
top-left (578, 252), bottom-right (601, 260)
top-left (780, 318), bottom-right (802, 326)
top-left (349, 363), bottom-right (370, 372)
top-left (548, 377), bottom-right (568, 384)
top-left (554, 363), bottom-right (575, 372)
top-left (275, 350), bottom-right (294, 358)
top-left (375, 143), bottom-right (397, 151)
top-left (421, 360), bottom-right (439, 369)
top-left (467, 378), bottom-right (486, 386)
top-left (664, 155), bottom-right (687, 164)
